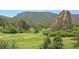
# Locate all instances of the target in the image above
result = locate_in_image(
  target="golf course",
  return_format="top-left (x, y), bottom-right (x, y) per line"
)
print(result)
top-left (0, 10), bottom-right (78, 49)
top-left (0, 33), bottom-right (76, 49)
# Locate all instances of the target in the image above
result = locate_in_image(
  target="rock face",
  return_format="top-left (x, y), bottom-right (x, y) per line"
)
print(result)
top-left (50, 10), bottom-right (72, 31)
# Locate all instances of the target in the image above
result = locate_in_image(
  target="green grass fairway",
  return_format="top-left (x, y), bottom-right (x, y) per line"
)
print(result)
top-left (62, 37), bottom-right (76, 49)
top-left (0, 33), bottom-right (44, 49)
top-left (0, 33), bottom-right (76, 49)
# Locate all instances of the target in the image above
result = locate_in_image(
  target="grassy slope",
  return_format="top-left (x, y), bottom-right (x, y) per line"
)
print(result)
top-left (0, 33), bottom-right (76, 49)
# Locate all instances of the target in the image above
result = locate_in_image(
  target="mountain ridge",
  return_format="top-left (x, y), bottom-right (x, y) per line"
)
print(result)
top-left (0, 12), bottom-right (79, 25)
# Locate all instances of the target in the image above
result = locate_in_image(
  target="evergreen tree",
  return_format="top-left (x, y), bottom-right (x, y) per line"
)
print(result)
top-left (40, 36), bottom-right (51, 49)
top-left (52, 35), bottom-right (63, 49)
top-left (18, 20), bottom-right (28, 30)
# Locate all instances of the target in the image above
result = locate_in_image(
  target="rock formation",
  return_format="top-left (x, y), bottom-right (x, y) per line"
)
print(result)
top-left (50, 10), bottom-right (72, 31)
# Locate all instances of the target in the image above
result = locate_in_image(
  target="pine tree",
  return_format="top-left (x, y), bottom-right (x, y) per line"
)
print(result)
top-left (40, 36), bottom-right (51, 49)
top-left (52, 35), bottom-right (63, 49)
top-left (18, 20), bottom-right (28, 30)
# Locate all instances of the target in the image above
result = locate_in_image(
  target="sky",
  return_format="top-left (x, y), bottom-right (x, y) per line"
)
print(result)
top-left (0, 10), bottom-right (79, 17)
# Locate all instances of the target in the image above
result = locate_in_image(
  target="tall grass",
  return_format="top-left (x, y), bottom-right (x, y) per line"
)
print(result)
top-left (0, 40), bottom-right (18, 49)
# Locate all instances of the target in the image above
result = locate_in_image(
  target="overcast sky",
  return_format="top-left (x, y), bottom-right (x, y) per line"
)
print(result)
top-left (0, 10), bottom-right (79, 17)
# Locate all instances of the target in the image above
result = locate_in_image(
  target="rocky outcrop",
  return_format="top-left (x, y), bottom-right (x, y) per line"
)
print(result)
top-left (50, 10), bottom-right (72, 31)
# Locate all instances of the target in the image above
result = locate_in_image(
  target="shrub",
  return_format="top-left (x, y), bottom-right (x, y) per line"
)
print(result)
top-left (2, 29), bottom-right (10, 33)
top-left (42, 29), bottom-right (49, 36)
top-left (40, 36), bottom-right (51, 49)
top-left (34, 29), bottom-right (39, 33)
top-left (49, 31), bottom-right (58, 37)
top-left (29, 28), bottom-right (35, 33)
top-left (59, 31), bottom-right (74, 37)
top-left (19, 29), bottom-right (26, 33)
top-left (9, 27), bottom-right (19, 34)
top-left (52, 35), bottom-right (64, 49)
top-left (2, 27), bottom-right (20, 34)
top-left (49, 31), bottom-right (75, 37)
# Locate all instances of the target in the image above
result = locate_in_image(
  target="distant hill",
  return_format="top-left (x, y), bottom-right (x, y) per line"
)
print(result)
top-left (13, 12), bottom-right (57, 21)
top-left (12, 12), bottom-right (57, 27)
top-left (0, 12), bottom-right (79, 27)
top-left (0, 15), bottom-right (11, 20)
top-left (71, 14), bottom-right (79, 24)
top-left (12, 12), bottom-right (79, 24)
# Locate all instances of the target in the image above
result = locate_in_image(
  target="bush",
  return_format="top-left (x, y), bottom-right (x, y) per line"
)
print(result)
top-left (49, 31), bottom-right (58, 37)
top-left (52, 35), bottom-right (64, 49)
top-left (49, 31), bottom-right (75, 37)
top-left (0, 27), bottom-right (10, 33)
top-left (59, 31), bottom-right (74, 37)
top-left (40, 36), bottom-right (51, 49)
top-left (2, 29), bottom-right (10, 33)
top-left (29, 28), bottom-right (35, 33)
top-left (34, 29), bottom-right (39, 33)
top-left (2, 27), bottom-right (20, 34)
top-left (9, 27), bottom-right (19, 34)
top-left (42, 29), bottom-right (49, 36)
top-left (19, 29), bottom-right (26, 33)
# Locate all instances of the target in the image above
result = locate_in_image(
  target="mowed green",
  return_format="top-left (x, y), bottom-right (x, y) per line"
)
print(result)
top-left (0, 33), bottom-right (76, 49)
